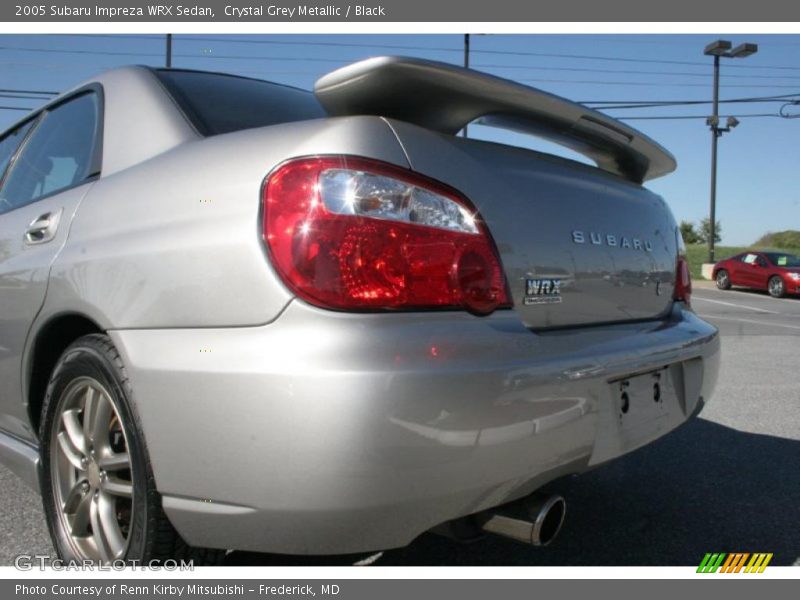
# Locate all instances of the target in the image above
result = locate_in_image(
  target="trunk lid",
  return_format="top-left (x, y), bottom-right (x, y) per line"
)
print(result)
top-left (388, 120), bottom-right (679, 329)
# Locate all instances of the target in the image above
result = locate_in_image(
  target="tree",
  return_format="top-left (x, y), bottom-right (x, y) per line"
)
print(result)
top-left (679, 220), bottom-right (700, 245)
top-left (698, 218), bottom-right (722, 244)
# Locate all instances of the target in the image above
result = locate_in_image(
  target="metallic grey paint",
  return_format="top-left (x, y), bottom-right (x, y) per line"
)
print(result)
top-left (111, 303), bottom-right (718, 553)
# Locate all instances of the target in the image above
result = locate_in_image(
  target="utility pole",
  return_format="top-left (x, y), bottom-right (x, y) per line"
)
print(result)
top-left (463, 33), bottom-right (470, 138)
top-left (166, 34), bottom-right (173, 68)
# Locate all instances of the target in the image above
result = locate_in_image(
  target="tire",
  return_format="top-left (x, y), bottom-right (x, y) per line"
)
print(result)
top-left (768, 275), bottom-right (786, 298)
top-left (39, 334), bottom-right (225, 565)
top-left (715, 269), bottom-right (732, 290)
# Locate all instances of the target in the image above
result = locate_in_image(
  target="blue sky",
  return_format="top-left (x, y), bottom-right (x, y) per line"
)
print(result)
top-left (1, 33), bottom-right (798, 245)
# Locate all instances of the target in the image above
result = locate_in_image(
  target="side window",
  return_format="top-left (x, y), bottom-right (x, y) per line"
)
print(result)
top-left (756, 256), bottom-right (768, 268)
top-left (0, 120), bottom-right (35, 189)
top-left (742, 253), bottom-right (758, 265)
top-left (0, 93), bottom-right (100, 212)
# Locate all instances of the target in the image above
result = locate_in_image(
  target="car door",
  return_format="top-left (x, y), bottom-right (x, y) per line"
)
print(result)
top-left (752, 254), bottom-right (771, 291)
top-left (735, 253), bottom-right (761, 287)
top-left (724, 254), bottom-right (746, 286)
top-left (0, 91), bottom-right (102, 441)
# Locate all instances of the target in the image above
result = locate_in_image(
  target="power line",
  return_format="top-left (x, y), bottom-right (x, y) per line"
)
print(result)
top-left (46, 34), bottom-right (164, 40)
top-left (493, 65), bottom-right (800, 81)
top-left (228, 64), bottom-right (800, 83)
top-left (0, 45), bottom-right (349, 62)
top-left (516, 78), bottom-right (800, 89)
top-left (8, 47), bottom-right (800, 90)
top-left (598, 101), bottom-right (793, 110)
top-left (1, 42), bottom-right (798, 114)
top-left (83, 34), bottom-right (800, 71)
top-left (5, 41), bottom-right (800, 73)
top-left (0, 93), bottom-right (54, 100)
top-left (582, 92), bottom-right (800, 107)
top-left (56, 33), bottom-right (800, 50)
top-left (0, 45), bottom-right (163, 58)
top-left (590, 100), bottom-right (800, 110)
top-left (476, 49), bottom-right (800, 72)
top-left (617, 113), bottom-right (780, 120)
top-left (0, 88), bottom-right (57, 95)
top-left (53, 33), bottom-right (800, 49)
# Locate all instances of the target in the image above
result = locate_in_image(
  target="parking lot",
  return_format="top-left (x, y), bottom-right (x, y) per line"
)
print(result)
top-left (2, 282), bottom-right (798, 566)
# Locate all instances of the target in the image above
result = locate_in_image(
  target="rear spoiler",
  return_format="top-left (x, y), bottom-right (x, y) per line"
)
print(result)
top-left (314, 57), bottom-right (676, 183)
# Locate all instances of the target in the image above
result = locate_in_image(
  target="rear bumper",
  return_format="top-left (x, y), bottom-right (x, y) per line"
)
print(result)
top-left (110, 301), bottom-right (719, 554)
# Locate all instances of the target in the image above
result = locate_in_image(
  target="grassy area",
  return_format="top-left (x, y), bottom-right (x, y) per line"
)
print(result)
top-left (685, 244), bottom-right (800, 280)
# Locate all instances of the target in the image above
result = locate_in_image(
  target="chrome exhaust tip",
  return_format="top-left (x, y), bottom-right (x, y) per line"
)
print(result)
top-left (480, 493), bottom-right (566, 546)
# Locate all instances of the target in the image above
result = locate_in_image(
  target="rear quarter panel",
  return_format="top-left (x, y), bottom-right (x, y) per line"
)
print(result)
top-left (39, 116), bottom-right (409, 329)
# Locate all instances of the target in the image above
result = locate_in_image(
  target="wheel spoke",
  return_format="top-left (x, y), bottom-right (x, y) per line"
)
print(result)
top-left (81, 385), bottom-right (97, 441)
top-left (62, 479), bottom-right (88, 513)
top-left (62, 409), bottom-right (89, 456)
top-left (98, 452), bottom-right (130, 472)
top-left (69, 489), bottom-right (93, 537)
top-left (57, 431), bottom-right (86, 471)
top-left (101, 477), bottom-right (133, 498)
top-left (84, 387), bottom-right (112, 452)
top-left (89, 495), bottom-right (113, 562)
top-left (97, 493), bottom-right (126, 560)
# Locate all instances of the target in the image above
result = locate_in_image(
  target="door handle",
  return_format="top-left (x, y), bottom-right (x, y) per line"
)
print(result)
top-left (24, 208), bottom-right (62, 245)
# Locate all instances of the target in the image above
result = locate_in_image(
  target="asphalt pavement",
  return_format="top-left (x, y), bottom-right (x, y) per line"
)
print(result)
top-left (2, 281), bottom-right (798, 566)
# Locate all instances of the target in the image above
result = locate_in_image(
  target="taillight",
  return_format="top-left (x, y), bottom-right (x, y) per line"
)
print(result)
top-left (674, 256), bottom-right (692, 307)
top-left (262, 156), bottom-right (510, 315)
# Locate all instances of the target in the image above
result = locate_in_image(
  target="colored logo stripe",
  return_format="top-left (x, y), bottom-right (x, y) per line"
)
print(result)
top-left (697, 553), bottom-right (726, 573)
top-left (745, 553), bottom-right (773, 573)
top-left (720, 553), bottom-right (749, 573)
top-left (697, 552), bottom-right (773, 573)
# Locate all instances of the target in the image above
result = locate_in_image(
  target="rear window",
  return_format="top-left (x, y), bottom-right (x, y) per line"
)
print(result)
top-left (155, 69), bottom-right (327, 136)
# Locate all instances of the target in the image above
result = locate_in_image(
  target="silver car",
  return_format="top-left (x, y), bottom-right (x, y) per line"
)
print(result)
top-left (0, 57), bottom-right (719, 563)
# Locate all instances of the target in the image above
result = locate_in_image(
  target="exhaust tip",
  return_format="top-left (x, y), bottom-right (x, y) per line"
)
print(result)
top-left (530, 494), bottom-right (566, 546)
top-left (479, 493), bottom-right (566, 547)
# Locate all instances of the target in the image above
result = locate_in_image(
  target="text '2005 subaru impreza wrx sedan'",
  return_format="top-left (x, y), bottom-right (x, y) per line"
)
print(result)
top-left (0, 57), bottom-right (719, 563)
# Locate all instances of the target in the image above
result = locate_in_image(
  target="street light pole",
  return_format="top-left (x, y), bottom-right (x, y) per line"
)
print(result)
top-left (708, 53), bottom-right (720, 263)
top-left (703, 40), bottom-right (758, 265)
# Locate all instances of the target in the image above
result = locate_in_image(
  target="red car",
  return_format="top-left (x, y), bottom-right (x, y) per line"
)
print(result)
top-left (713, 251), bottom-right (800, 298)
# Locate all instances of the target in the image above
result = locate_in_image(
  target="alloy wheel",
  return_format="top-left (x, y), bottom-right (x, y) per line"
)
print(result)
top-left (768, 277), bottom-right (784, 298)
top-left (49, 376), bottom-right (134, 562)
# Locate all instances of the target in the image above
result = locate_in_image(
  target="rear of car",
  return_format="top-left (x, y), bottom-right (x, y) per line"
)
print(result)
top-left (0, 59), bottom-right (719, 558)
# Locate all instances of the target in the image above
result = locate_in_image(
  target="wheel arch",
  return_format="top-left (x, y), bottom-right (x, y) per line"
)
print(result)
top-left (25, 312), bottom-right (105, 439)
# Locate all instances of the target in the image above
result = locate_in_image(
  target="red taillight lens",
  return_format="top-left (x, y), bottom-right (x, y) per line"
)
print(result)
top-left (262, 156), bottom-right (510, 315)
top-left (674, 256), bottom-right (692, 307)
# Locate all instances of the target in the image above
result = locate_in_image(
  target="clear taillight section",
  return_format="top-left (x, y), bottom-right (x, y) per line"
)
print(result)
top-left (262, 156), bottom-right (510, 314)
top-left (674, 256), bottom-right (692, 307)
